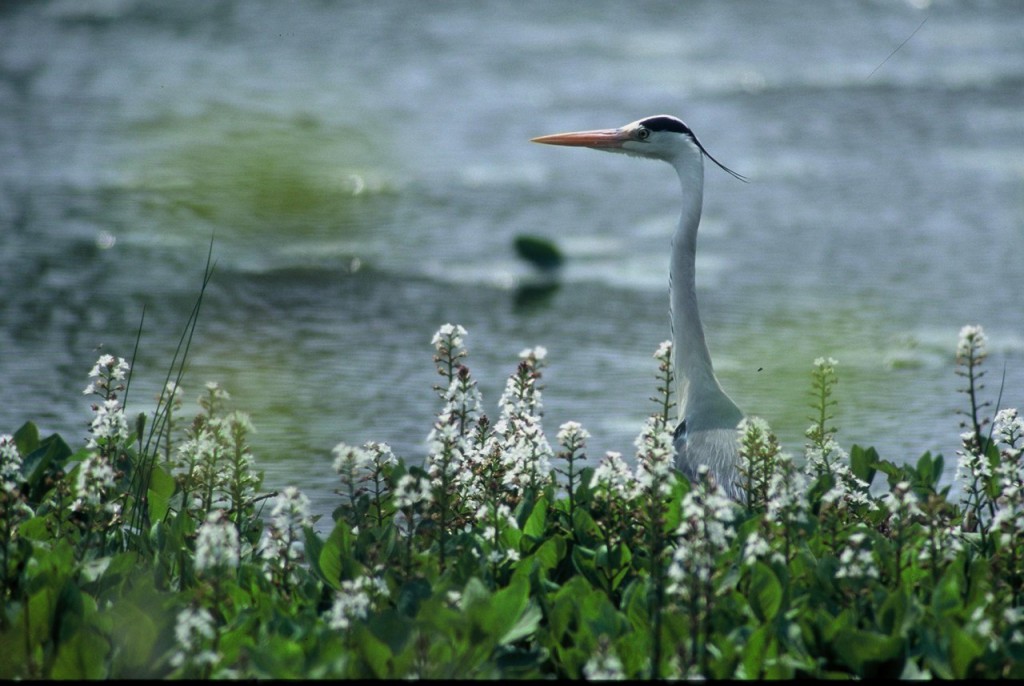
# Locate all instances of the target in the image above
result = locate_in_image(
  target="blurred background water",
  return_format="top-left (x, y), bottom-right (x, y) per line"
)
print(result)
top-left (1, 0), bottom-right (1021, 517)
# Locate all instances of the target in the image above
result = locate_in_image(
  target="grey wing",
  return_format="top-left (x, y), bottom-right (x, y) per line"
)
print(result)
top-left (673, 420), bottom-right (742, 500)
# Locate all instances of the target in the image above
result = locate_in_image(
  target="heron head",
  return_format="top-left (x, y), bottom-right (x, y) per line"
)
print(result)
top-left (532, 114), bottom-right (746, 181)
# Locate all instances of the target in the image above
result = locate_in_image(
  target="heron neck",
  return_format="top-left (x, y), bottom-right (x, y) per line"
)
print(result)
top-left (669, 154), bottom-right (726, 421)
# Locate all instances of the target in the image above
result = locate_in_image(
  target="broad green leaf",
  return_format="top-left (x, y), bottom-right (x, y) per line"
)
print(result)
top-left (877, 587), bottom-right (913, 637)
top-left (478, 578), bottom-right (530, 642)
top-left (834, 628), bottom-right (904, 677)
top-left (931, 565), bottom-right (964, 616)
top-left (749, 561), bottom-right (783, 623)
top-left (396, 578), bottom-right (432, 617)
top-left (50, 628), bottom-right (109, 679)
top-left (739, 624), bottom-right (771, 679)
top-left (570, 544), bottom-right (604, 589)
top-left (916, 452), bottom-right (937, 486)
top-left (849, 444), bottom-right (878, 488)
top-left (529, 535), bottom-right (564, 575)
top-left (146, 464), bottom-right (176, 523)
top-left (249, 635), bottom-right (306, 678)
top-left (20, 432), bottom-right (74, 503)
top-left (522, 495), bottom-right (548, 539)
top-left (13, 420), bottom-right (40, 456)
top-left (318, 519), bottom-right (358, 589)
top-left (501, 603), bottom-right (542, 645)
top-left (303, 525), bottom-right (326, 583)
top-left (948, 623), bottom-right (984, 678)
top-left (104, 580), bottom-right (165, 678)
top-left (368, 609), bottom-right (413, 656)
top-left (579, 586), bottom-right (625, 638)
top-left (358, 627), bottom-right (394, 679)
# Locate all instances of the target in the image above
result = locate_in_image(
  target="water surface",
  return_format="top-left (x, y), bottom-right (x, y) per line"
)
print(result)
top-left (2, 0), bottom-right (1022, 516)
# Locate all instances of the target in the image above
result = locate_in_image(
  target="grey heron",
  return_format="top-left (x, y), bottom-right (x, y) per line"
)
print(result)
top-left (532, 115), bottom-right (746, 497)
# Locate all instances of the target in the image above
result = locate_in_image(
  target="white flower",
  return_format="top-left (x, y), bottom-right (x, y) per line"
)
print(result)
top-left (765, 455), bottom-right (809, 526)
top-left (195, 510), bottom-right (240, 573)
top-left (333, 442), bottom-right (373, 476)
top-left (995, 408), bottom-right (1024, 448)
top-left (164, 380), bottom-right (183, 403)
top-left (812, 356), bottom-right (838, 369)
top-left (498, 414), bottom-right (553, 494)
top-left (654, 340), bottom-right (672, 365)
top-left (169, 606), bottom-right (218, 669)
top-left (260, 487), bottom-right (311, 584)
top-left (86, 398), bottom-right (130, 450)
top-left (668, 470), bottom-right (738, 601)
top-left (557, 421), bottom-right (590, 448)
top-left (431, 323), bottom-right (467, 352)
top-left (519, 346), bottom-right (547, 362)
top-left (72, 453), bottom-right (116, 512)
top-left (326, 576), bottom-right (388, 631)
top-left (741, 531), bottom-right (772, 567)
top-left (956, 325), bottom-right (987, 360)
top-left (740, 415), bottom-right (770, 435)
top-left (87, 354), bottom-right (130, 382)
top-left (0, 434), bottom-right (22, 491)
top-left (583, 655), bottom-right (625, 681)
top-left (835, 531), bottom-right (879, 581)
top-left (394, 474), bottom-right (432, 509)
top-left (881, 481), bottom-right (922, 521)
top-left (957, 435), bottom-right (992, 484)
top-left (271, 486), bottom-right (312, 533)
top-left (633, 417), bottom-right (675, 496)
top-left (590, 452), bottom-right (636, 501)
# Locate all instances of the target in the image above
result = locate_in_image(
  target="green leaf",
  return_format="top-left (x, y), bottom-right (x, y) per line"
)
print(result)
top-left (931, 565), bottom-right (964, 616)
top-left (834, 628), bottom-right (904, 677)
top-left (501, 603), bottom-right (542, 645)
top-left (522, 495), bottom-right (548, 539)
top-left (353, 624), bottom-right (393, 678)
top-left (480, 578), bottom-right (531, 642)
top-left (749, 561), bottom-right (784, 623)
top-left (396, 578), bottom-right (433, 617)
top-left (13, 420), bottom-right (40, 456)
top-left (249, 635), bottom-right (306, 678)
top-left (620, 578), bottom-right (649, 632)
top-left (571, 507), bottom-right (600, 546)
top-left (579, 586), bottom-right (625, 638)
top-left (528, 535), bottom-right (564, 576)
top-left (318, 519), bottom-right (358, 589)
top-left (367, 609), bottom-right (411, 658)
top-left (570, 544), bottom-right (602, 589)
top-left (20, 432), bottom-right (74, 503)
top-left (849, 444), bottom-right (879, 487)
top-left (303, 526), bottom-right (326, 583)
top-left (948, 623), bottom-right (983, 679)
top-left (877, 587), bottom-right (908, 636)
top-left (146, 464), bottom-right (176, 523)
top-left (51, 628), bottom-right (109, 679)
top-left (104, 576), bottom-right (166, 678)
top-left (738, 624), bottom-right (771, 679)
top-left (547, 576), bottom-right (589, 639)
top-left (916, 452), bottom-right (937, 487)
top-left (594, 542), bottom-right (631, 588)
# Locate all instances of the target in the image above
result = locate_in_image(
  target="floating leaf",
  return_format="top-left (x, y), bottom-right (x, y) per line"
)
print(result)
top-left (513, 234), bottom-right (565, 270)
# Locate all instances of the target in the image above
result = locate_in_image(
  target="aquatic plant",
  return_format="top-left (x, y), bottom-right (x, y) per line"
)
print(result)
top-left (0, 313), bottom-right (1022, 679)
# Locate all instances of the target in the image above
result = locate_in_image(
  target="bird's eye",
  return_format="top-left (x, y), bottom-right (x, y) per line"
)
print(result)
top-left (636, 127), bottom-right (650, 141)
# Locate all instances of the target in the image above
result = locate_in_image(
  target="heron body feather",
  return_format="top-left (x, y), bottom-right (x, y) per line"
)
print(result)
top-left (532, 115), bottom-right (746, 496)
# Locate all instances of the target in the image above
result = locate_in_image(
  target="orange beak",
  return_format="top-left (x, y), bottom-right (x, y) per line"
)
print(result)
top-left (530, 128), bottom-right (630, 149)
